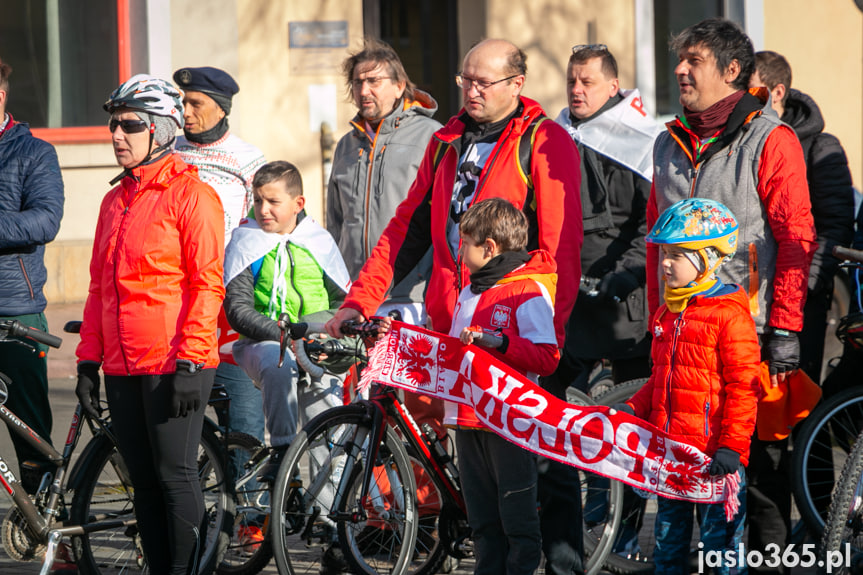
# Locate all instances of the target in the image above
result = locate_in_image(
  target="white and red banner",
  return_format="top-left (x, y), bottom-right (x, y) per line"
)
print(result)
top-left (360, 321), bottom-right (740, 513)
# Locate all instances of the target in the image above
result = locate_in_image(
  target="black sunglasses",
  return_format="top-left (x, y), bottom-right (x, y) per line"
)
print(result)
top-left (109, 118), bottom-right (150, 134)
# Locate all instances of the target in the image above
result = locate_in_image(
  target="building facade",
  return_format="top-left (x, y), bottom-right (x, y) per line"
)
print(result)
top-left (2, 0), bottom-right (859, 303)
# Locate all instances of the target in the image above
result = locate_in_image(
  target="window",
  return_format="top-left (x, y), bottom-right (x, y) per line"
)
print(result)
top-left (651, 0), bottom-right (745, 117)
top-left (0, 0), bottom-right (130, 143)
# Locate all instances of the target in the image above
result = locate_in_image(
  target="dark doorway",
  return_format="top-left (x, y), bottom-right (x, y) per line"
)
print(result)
top-left (363, 0), bottom-right (461, 121)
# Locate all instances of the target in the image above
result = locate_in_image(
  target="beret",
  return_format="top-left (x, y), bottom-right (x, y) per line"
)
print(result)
top-left (173, 66), bottom-right (239, 99)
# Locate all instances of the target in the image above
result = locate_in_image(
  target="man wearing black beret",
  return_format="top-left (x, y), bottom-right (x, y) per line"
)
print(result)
top-left (173, 66), bottom-right (265, 238)
top-left (173, 67), bottom-right (267, 554)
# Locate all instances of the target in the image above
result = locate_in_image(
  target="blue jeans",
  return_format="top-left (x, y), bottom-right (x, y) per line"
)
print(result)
top-left (215, 362), bottom-right (264, 442)
top-left (654, 465), bottom-right (747, 575)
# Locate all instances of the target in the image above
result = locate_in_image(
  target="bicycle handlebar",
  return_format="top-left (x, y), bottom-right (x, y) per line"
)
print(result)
top-left (0, 320), bottom-right (62, 349)
top-left (834, 245), bottom-right (863, 265)
top-left (466, 328), bottom-right (504, 349)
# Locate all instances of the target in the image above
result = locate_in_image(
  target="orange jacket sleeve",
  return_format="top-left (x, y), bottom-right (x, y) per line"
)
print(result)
top-left (756, 126), bottom-right (817, 332)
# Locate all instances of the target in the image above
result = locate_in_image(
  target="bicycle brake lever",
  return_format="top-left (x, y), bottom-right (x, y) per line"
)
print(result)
top-left (278, 313), bottom-right (290, 368)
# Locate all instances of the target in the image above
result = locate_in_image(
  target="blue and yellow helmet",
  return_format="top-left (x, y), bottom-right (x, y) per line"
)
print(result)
top-left (646, 198), bottom-right (739, 256)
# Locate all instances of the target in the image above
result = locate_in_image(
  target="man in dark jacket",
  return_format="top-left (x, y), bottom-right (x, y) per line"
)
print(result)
top-left (751, 50), bottom-right (855, 386)
top-left (0, 57), bottom-right (65, 493)
top-left (552, 44), bottom-right (661, 392)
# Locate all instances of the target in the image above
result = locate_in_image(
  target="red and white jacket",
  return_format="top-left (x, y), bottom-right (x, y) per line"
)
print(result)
top-left (444, 250), bottom-right (560, 429)
top-left (340, 97), bottom-right (582, 347)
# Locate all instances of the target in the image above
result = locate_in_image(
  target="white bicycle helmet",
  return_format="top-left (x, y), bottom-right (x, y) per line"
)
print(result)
top-left (104, 74), bottom-right (184, 129)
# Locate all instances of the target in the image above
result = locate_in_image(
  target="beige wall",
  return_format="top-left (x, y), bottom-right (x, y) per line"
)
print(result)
top-left (483, 0), bottom-right (637, 119)
top-left (235, 0), bottom-right (364, 223)
top-left (763, 0), bottom-right (863, 186)
top-left (46, 0), bottom-right (364, 304)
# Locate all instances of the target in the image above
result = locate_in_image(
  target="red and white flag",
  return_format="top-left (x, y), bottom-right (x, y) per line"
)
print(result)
top-left (360, 321), bottom-right (740, 514)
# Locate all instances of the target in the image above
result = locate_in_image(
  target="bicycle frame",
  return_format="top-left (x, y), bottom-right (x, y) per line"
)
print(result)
top-left (0, 396), bottom-right (138, 575)
top-left (347, 381), bottom-right (470, 554)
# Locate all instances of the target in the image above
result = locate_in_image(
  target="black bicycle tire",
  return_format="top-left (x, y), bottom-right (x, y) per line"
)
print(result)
top-left (270, 404), bottom-right (417, 575)
top-left (336, 424), bottom-right (418, 575)
top-left (401, 443), bottom-right (455, 575)
top-left (216, 432), bottom-right (273, 575)
top-left (70, 422), bottom-right (231, 575)
top-left (819, 428), bottom-right (863, 574)
top-left (592, 378), bottom-right (655, 575)
top-left (566, 386), bottom-right (624, 575)
top-left (792, 385), bottom-right (863, 538)
top-left (592, 378), bottom-right (649, 408)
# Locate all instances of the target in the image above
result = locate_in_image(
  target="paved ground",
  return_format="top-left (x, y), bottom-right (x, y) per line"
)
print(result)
top-left (0, 303), bottom-right (824, 574)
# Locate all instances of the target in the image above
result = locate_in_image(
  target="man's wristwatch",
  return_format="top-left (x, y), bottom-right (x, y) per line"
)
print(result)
top-left (176, 359), bottom-right (205, 374)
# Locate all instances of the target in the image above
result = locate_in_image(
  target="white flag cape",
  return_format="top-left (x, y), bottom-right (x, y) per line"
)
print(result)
top-left (224, 216), bottom-right (351, 292)
top-left (555, 89), bottom-right (664, 181)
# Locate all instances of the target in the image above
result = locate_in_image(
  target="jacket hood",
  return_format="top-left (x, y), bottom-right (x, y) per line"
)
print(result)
top-left (781, 88), bottom-right (825, 141)
top-left (435, 96), bottom-right (546, 144)
top-left (349, 88), bottom-right (439, 135)
top-left (691, 282), bottom-right (749, 313)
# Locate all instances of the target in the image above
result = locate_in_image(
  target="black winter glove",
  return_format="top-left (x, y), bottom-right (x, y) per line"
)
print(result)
top-left (709, 447), bottom-right (741, 476)
top-left (76, 361), bottom-right (102, 420)
top-left (598, 271), bottom-right (641, 303)
top-left (579, 276), bottom-right (602, 298)
top-left (171, 361), bottom-right (204, 418)
top-left (611, 403), bottom-right (634, 416)
top-left (761, 328), bottom-right (800, 375)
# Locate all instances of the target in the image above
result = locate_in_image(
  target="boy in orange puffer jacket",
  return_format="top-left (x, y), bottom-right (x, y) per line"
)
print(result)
top-left (618, 198), bottom-right (761, 575)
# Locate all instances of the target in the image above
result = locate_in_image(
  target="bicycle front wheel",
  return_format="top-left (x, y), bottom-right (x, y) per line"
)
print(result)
top-left (271, 405), bottom-right (418, 575)
top-left (820, 428), bottom-right (863, 574)
top-left (71, 423), bottom-right (231, 575)
top-left (792, 386), bottom-right (863, 538)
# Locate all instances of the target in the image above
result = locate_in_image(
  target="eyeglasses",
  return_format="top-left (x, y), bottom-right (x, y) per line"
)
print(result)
top-left (572, 43), bottom-right (608, 54)
top-left (109, 118), bottom-right (149, 134)
top-left (351, 76), bottom-right (392, 89)
top-left (455, 73), bottom-right (520, 91)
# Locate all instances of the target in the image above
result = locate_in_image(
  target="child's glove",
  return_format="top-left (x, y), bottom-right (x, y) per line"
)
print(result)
top-left (611, 403), bottom-right (634, 416)
top-left (171, 360), bottom-right (204, 418)
top-left (76, 361), bottom-right (102, 419)
top-left (709, 447), bottom-right (740, 476)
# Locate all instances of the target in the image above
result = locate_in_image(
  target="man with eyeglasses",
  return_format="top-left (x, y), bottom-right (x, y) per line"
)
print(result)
top-left (323, 37), bottom-right (441, 574)
top-left (0, 56), bottom-right (65, 495)
top-left (327, 38), bottom-right (440, 326)
top-left (648, 19), bottom-right (815, 572)
top-left (327, 37), bottom-right (583, 575)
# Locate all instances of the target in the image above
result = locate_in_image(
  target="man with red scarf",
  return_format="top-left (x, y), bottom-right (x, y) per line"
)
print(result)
top-left (647, 18), bottom-right (816, 574)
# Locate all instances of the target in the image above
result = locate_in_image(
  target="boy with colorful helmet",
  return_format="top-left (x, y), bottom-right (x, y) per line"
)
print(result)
top-left (617, 198), bottom-right (761, 575)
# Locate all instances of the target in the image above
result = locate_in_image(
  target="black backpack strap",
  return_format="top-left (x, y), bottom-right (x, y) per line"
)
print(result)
top-left (517, 115), bottom-right (547, 251)
top-left (517, 115), bottom-right (548, 192)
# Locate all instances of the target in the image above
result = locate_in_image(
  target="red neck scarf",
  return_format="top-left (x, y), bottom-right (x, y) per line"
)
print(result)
top-left (683, 90), bottom-right (745, 139)
top-left (0, 113), bottom-right (13, 140)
